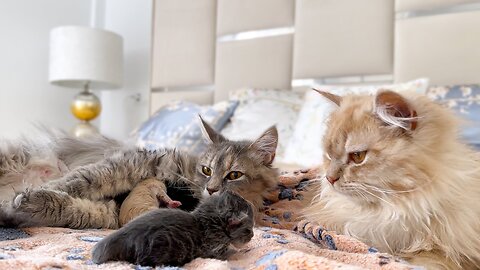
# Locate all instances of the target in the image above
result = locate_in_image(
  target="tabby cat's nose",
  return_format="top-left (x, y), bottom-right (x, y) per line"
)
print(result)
top-left (207, 188), bottom-right (218, 195)
top-left (326, 175), bottom-right (339, 185)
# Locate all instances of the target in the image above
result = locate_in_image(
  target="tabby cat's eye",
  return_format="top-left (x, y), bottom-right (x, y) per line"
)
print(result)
top-left (226, 171), bottom-right (243, 180)
top-left (349, 151), bottom-right (367, 164)
top-left (202, 166), bottom-right (212, 176)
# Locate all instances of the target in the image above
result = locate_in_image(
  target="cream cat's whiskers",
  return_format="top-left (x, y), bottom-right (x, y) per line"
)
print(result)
top-left (361, 182), bottom-right (430, 195)
top-left (355, 185), bottom-right (395, 208)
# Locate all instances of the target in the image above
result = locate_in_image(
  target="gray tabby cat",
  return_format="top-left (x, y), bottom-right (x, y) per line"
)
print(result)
top-left (0, 128), bottom-right (121, 202)
top-left (0, 128), bottom-right (121, 227)
top-left (92, 190), bottom-right (254, 266)
top-left (3, 118), bottom-right (278, 229)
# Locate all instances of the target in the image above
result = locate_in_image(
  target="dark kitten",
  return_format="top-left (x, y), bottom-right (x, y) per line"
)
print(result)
top-left (91, 191), bottom-right (254, 267)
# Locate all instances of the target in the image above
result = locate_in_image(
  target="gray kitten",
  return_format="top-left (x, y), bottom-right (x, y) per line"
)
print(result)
top-left (4, 118), bottom-right (278, 229)
top-left (91, 191), bottom-right (254, 267)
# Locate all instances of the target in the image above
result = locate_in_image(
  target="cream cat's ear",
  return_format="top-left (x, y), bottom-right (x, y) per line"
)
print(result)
top-left (313, 88), bottom-right (342, 106)
top-left (198, 115), bottom-right (226, 143)
top-left (375, 90), bottom-right (418, 131)
top-left (249, 126), bottom-right (278, 165)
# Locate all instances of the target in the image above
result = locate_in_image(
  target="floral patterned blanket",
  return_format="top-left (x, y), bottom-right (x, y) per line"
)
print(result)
top-left (0, 168), bottom-right (422, 270)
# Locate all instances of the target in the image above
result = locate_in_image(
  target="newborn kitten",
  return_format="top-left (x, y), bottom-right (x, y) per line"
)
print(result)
top-left (303, 89), bottom-right (480, 269)
top-left (92, 191), bottom-right (254, 267)
top-left (118, 178), bottom-right (182, 226)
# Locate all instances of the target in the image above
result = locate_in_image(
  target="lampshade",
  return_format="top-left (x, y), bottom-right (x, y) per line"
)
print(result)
top-left (49, 26), bottom-right (123, 89)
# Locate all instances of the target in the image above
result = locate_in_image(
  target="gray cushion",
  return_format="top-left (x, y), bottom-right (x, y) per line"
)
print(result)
top-left (135, 100), bottom-right (238, 155)
top-left (427, 84), bottom-right (480, 145)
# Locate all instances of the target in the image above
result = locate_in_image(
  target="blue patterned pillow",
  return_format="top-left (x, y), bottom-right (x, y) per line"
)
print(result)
top-left (134, 100), bottom-right (238, 154)
top-left (427, 85), bottom-right (480, 146)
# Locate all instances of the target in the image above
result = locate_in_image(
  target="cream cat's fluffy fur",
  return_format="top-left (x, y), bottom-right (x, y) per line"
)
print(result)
top-left (304, 90), bottom-right (480, 269)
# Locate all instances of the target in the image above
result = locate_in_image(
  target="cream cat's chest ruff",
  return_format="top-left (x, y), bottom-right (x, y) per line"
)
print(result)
top-left (314, 189), bottom-right (434, 254)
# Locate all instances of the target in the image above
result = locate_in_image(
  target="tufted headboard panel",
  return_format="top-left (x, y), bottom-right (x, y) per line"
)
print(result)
top-left (150, 0), bottom-right (480, 113)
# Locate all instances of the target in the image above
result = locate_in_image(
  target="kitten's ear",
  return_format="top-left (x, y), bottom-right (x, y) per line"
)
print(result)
top-left (313, 88), bottom-right (342, 106)
top-left (375, 90), bottom-right (418, 131)
top-left (217, 191), bottom-right (239, 212)
top-left (249, 126), bottom-right (278, 165)
top-left (198, 115), bottom-right (226, 144)
top-left (227, 211), bottom-right (249, 231)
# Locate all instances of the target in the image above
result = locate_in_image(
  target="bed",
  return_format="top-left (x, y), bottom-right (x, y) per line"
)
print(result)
top-left (1, 0), bottom-right (480, 269)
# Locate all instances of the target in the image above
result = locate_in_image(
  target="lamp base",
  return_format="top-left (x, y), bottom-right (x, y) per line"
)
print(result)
top-left (70, 84), bottom-right (101, 137)
top-left (72, 122), bottom-right (98, 137)
top-left (71, 90), bottom-right (101, 121)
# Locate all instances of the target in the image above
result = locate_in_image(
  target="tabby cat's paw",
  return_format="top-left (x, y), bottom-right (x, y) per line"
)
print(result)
top-left (294, 219), bottom-right (325, 242)
top-left (12, 189), bottom-right (52, 214)
top-left (12, 189), bottom-right (31, 209)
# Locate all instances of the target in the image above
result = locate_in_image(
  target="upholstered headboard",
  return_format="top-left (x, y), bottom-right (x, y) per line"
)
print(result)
top-left (150, 0), bottom-right (480, 114)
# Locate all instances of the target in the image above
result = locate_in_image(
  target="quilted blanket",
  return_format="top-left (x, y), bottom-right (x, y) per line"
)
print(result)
top-left (0, 168), bottom-right (422, 270)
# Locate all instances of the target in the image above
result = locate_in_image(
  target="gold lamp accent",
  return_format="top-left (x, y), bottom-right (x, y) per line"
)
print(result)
top-left (69, 83), bottom-right (102, 137)
top-left (48, 26), bottom-right (123, 137)
top-left (71, 84), bottom-right (102, 122)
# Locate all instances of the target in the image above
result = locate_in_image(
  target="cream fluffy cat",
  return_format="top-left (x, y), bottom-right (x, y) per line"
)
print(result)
top-left (302, 89), bottom-right (480, 269)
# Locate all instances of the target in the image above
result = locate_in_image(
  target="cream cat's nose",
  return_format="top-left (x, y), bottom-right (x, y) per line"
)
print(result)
top-left (326, 175), bottom-right (339, 185)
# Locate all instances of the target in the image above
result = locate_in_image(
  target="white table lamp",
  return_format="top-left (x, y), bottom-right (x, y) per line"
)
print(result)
top-left (49, 25), bottom-right (123, 137)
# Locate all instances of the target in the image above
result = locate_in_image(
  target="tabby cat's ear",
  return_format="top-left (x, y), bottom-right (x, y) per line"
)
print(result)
top-left (249, 126), bottom-right (278, 166)
top-left (198, 115), bottom-right (226, 144)
top-left (313, 88), bottom-right (342, 106)
top-left (375, 90), bottom-right (418, 131)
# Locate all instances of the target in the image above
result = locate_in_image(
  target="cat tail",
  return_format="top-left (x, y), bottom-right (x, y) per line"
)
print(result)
top-left (48, 130), bottom-right (125, 170)
top-left (2, 125), bottom-right (125, 172)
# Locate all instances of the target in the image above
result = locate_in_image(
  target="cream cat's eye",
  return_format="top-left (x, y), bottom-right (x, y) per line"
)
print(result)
top-left (349, 151), bottom-right (367, 164)
top-left (226, 171), bottom-right (243, 180)
top-left (202, 166), bottom-right (212, 176)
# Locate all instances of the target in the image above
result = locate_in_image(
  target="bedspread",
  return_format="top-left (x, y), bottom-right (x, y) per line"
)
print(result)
top-left (0, 168), bottom-right (422, 270)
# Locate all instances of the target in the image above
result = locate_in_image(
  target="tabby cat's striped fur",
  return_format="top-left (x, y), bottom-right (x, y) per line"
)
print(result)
top-left (1, 118), bottom-right (278, 229)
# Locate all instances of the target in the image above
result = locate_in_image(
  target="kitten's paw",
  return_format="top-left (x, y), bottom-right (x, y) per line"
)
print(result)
top-left (294, 219), bottom-right (325, 242)
top-left (167, 200), bottom-right (182, 208)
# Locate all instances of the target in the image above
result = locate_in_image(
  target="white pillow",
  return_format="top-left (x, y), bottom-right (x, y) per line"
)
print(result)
top-left (221, 88), bottom-right (304, 161)
top-left (282, 78), bottom-right (430, 167)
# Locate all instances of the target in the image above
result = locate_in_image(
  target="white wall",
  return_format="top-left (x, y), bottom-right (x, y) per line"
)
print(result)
top-left (0, 0), bottom-right (92, 138)
top-left (0, 0), bottom-right (153, 140)
top-left (99, 0), bottom-right (153, 140)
